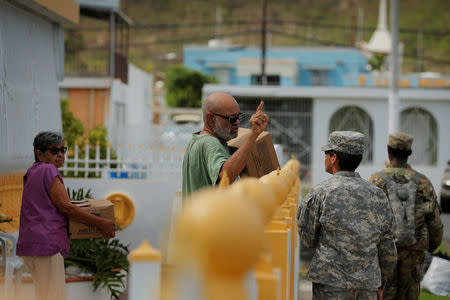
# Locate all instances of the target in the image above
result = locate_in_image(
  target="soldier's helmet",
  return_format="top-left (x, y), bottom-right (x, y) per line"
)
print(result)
top-left (388, 132), bottom-right (413, 151)
top-left (320, 131), bottom-right (365, 155)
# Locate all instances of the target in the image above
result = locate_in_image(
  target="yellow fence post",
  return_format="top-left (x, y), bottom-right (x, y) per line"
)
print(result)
top-left (166, 157), bottom-right (301, 300)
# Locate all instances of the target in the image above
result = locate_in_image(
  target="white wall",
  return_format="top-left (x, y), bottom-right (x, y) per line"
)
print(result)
top-left (0, 0), bottom-right (63, 173)
top-left (312, 97), bottom-right (450, 193)
top-left (108, 64), bottom-right (153, 150)
top-left (126, 64), bottom-right (152, 126)
top-left (64, 178), bottom-right (181, 251)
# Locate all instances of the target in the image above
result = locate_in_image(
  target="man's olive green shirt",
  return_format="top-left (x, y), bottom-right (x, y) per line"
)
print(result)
top-left (182, 133), bottom-right (230, 199)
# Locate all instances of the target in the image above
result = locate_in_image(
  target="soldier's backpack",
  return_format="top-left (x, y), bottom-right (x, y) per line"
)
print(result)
top-left (378, 171), bottom-right (420, 247)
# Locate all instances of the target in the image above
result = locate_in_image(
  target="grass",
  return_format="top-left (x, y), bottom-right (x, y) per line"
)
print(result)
top-left (419, 290), bottom-right (450, 300)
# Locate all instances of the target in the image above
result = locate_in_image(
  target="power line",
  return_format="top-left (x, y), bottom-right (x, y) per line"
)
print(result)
top-left (65, 30), bottom-right (259, 51)
top-left (269, 29), bottom-right (351, 47)
top-left (70, 19), bottom-right (450, 36)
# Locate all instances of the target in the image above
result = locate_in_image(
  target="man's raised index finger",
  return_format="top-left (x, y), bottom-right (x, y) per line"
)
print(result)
top-left (256, 101), bottom-right (264, 112)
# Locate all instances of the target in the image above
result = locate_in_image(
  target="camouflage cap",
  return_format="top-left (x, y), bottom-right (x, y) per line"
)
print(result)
top-left (320, 131), bottom-right (365, 155)
top-left (388, 132), bottom-right (413, 151)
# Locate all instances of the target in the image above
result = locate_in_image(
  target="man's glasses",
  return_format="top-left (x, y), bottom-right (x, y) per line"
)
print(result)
top-left (46, 146), bottom-right (68, 155)
top-left (212, 112), bottom-right (244, 124)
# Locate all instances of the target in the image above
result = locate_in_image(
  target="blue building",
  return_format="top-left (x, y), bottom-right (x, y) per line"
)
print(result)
top-left (184, 44), bottom-right (369, 87)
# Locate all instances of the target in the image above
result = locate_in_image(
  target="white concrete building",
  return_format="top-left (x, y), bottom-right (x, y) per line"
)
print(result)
top-left (203, 84), bottom-right (450, 192)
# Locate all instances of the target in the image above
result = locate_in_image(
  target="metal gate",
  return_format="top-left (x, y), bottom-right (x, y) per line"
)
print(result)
top-left (236, 96), bottom-right (313, 182)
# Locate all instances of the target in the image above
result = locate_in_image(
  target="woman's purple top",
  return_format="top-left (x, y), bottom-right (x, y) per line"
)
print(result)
top-left (16, 162), bottom-right (70, 258)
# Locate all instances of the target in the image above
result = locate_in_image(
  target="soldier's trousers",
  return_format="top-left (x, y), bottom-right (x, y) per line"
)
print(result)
top-left (383, 249), bottom-right (425, 300)
top-left (312, 283), bottom-right (377, 300)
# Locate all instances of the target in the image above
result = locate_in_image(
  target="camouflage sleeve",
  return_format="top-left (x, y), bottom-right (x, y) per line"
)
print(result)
top-left (368, 173), bottom-right (388, 195)
top-left (376, 192), bottom-right (397, 284)
top-left (418, 177), bottom-right (444, 252)
top-left (298, 190), bottom-right (322, 248)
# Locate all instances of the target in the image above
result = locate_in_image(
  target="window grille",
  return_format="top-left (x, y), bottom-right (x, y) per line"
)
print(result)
top-left (329, 106), bottom-right (373, 163)
top-left (236, 96), bottom-right (312, 182)
top-left (311, 70), bottom-right (328, 86)
top-left (401, 107), bottom-right (438, 165)
top-left (251, 75), bottom-right (281, 86)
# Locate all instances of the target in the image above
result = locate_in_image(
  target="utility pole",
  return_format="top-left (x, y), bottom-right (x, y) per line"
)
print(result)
top-left (416, 30), bottom-right (423, 72)
top-left (388, 0), bottom-right (400, 133)
top-left (356, 7), bottom-right (364, 47)
top-left (260, 0), bottom-right (267, 85)
top-left (215, 6), bottom-right (222, 38)
top-left (351, 0), bottom-right (357, 46)
top-left (109, 10), bottom-right (115, 79)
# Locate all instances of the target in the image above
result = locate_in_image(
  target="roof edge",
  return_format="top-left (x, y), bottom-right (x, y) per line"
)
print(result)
top-left (10, 0), bottom-right (79, 25)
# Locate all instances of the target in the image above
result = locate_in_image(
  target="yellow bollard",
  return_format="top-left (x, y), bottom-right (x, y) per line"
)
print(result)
top-left (254, 251), bottom-right (281, 300)
top-left (259, 172), bottom-right (289, 205)
top-left (218, 171), bottom-right (230, 188)
top-left (230, 178), bottom-right (277, 224)
top-left (174, 189), bottom-right (265, 300)
top-left (264, 218), bottom-right (291, 300)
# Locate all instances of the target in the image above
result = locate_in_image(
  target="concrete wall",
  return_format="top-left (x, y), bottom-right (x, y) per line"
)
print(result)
top-left (0, 0), bottom-right (64, 173)
top-left (108, 64), bottom-right (152, 148)
top-left (312, 97), bottom-right (450, 193)
top-left (64, 178), bottom-right (181, 251)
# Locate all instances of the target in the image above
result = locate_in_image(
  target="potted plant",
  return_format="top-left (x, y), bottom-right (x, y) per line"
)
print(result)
top-left (65, 188), bottom-right (129, 300)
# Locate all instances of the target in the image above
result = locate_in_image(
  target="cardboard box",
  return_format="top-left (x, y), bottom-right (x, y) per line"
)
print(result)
top-left (227, 128), bottom-right (280, 178)
top-left (69, 199), bottom-right (115, 239)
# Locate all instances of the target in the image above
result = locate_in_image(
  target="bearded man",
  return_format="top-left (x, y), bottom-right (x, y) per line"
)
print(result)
top-left (182, 92), bottom-right (268, 198)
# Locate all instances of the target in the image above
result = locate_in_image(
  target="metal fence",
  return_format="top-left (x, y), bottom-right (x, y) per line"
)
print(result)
top-left (60, 143), bottom-right (185, 179)
top-left (237, 96), bottom-right (313, 182)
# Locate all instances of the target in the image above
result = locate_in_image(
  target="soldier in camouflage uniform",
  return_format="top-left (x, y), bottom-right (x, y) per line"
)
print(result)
top-left (368, 132), bottom-right (443, 300)
top-left (298, 131), bottom-right (397, 300)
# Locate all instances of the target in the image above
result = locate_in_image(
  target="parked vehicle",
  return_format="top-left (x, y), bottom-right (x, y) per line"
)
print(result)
top-left (441, 161), bottom-right (450, 213)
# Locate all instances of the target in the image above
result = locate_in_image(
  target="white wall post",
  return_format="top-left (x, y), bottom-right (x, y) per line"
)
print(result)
top-left (128, 240), bottom-right (162, 300)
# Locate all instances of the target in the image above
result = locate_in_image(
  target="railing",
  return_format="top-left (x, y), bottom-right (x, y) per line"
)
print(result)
top-left (60, 142), bottom-right (186, 179)
top-left (127, 157), bottom-right (302, 300)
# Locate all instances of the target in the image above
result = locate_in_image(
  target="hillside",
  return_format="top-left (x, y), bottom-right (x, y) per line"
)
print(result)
top-left (76, 0), bottom-right (450, 74)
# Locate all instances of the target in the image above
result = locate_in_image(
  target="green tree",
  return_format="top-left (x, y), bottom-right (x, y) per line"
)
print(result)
top-left (88, 125), bottom-right (117, 160)
top-left (368, 53), bottom-right (387, 71)
top-left (61, 98), bottom-right (84, 147)
top-left (165, 65), bottom-right (217, 108)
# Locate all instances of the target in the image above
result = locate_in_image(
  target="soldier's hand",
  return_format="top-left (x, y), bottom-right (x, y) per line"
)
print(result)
top-left (250, 101), bottom-right (268, 137)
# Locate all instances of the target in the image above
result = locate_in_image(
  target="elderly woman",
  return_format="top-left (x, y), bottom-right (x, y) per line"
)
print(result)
top-left (17, 131), bottom-right (116, 300)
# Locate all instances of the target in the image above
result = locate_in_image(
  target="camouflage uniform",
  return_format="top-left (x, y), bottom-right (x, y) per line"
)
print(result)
top-left (368, 132), bottom-right (443, 300)
top-left (299, 131), bottom-right (397, 300)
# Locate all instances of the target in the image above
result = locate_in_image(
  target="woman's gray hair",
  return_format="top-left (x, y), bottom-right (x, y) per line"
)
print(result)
top-left (33, 131), bottom-right (65, 162)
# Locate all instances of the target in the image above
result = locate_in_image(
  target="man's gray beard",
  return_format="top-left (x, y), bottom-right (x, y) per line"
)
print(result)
top-left (213, 122), bottom-right (237, 142)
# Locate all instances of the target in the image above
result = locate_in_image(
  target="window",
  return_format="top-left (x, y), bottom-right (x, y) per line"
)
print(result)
top-left (401, 107), bottom-right (437, 165)
top-left (311, 70), bottom-right (328, 86)
top-left (251, 75), bottom-right (280, 86)
top-left (213, 69), bottom-right (230, 84)
top-left (329, 106), bottom-right (373, 163)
